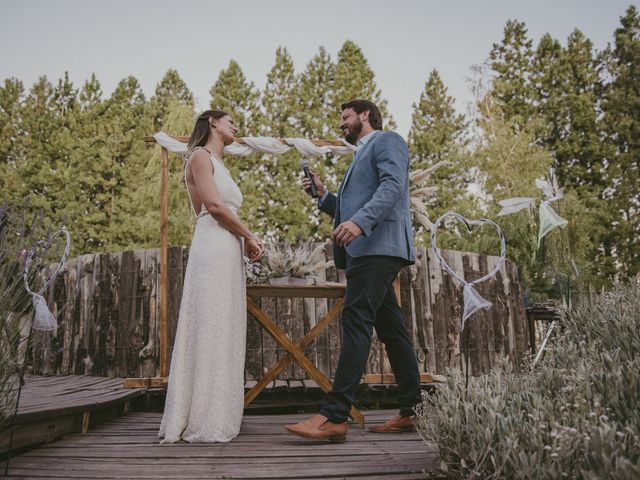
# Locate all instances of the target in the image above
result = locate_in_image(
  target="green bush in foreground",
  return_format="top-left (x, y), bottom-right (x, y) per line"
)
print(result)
top-left (416, 278), bottom-right (640, 479)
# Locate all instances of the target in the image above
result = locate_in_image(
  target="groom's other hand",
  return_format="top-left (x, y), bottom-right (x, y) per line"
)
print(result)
top-left (301, 170), bottom-right (327, 199)
top-left (333, 221), bottom-right (363, 247)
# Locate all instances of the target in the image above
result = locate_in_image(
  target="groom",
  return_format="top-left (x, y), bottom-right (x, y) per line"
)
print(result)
top-left (285, 99), bottom-right (421, 442)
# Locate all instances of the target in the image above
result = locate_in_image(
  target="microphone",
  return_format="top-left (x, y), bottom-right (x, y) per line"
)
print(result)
top-left (301, 160), bottom-right (318, 198)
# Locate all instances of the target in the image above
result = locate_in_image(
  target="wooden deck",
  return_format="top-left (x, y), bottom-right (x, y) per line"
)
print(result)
top-left (4, 410), bottom-right (437, 479)
top-left (1, 375), bottom-right (147, 455)
top-left (2, 375), bottom-right (438, 478)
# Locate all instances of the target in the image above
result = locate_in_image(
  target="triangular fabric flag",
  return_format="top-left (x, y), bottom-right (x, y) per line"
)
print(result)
top-left (31, 294), bottom-right (57, 332)
top-left (462, 284), bottom-right (492, 330)
top-left (538, 202), bottom-right (568, 247)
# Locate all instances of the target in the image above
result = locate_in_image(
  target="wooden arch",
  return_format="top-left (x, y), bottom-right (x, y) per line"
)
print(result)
top-left (124, 135), bottom-right (354, 387)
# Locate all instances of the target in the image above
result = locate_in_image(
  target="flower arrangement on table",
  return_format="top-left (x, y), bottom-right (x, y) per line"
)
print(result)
top-left (245, 242), bottom-right (334, 285)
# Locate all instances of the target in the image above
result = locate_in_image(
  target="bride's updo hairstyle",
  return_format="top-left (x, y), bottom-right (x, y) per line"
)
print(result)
top-left (186, 109), bottom-right (229, 152)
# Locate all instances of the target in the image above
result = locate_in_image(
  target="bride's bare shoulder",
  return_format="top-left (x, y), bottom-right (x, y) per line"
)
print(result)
top-left (185, 147), bottom-right (214, 170)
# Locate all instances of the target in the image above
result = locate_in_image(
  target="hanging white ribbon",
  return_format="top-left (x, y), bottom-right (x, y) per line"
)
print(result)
top-left (497, 197), bottom-right (536, 216)
top-left (431, 212), bottom-right (507, 330)
top-left (23, 228), bottom-right (71, 332)
top-left (153, 132), bottom-right (356, 158)
top-left (535, 174), bottom-right (564, 203)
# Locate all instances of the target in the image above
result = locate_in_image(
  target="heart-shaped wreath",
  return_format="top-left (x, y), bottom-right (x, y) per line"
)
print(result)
top-left (430, 212), bottom-right (506, 330)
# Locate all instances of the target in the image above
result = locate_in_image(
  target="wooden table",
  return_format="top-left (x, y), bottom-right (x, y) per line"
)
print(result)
top-left (125, 283), bottom-right (376, 426)
top-left (245, 284), bottom-right (365, 427)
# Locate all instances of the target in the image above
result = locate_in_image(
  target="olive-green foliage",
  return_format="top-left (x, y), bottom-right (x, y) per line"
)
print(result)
top-left (432, 98), bottom-right (599, 297)
top-left (0, 17), bottom-right (637, 286)
top-left (599, 6), bottom-right (640, 279)
top-left (486, 7), bottom-right (639, 281)
top-left (408, 69), bottom-right (470, 245)
top-left (416, 278), bottom-right (640, 479)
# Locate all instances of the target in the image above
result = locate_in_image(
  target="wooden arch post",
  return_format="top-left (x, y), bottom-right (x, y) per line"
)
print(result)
top-left (124, 134), bottom-right (368, 388)
top-left (158, 145), bottom-right (170, 379)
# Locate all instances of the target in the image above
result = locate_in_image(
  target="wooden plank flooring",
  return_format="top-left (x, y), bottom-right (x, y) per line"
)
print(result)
top-left (1, 375), bottom-right (147, 455)
top-left (9, 375), bottom-right (146, 421)
top-left (4, 410), bottom-right (438, 479)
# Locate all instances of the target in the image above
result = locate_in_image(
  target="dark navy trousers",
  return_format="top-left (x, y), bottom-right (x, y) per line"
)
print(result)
top-left (319, 255), bottom-right (421, 423)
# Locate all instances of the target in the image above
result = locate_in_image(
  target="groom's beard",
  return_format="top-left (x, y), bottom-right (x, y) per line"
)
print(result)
top-left (343, 119), bottom-right (363, 145)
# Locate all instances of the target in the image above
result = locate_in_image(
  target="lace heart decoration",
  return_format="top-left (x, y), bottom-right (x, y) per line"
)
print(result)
top-left (430, 212), bottom-right (506, 330)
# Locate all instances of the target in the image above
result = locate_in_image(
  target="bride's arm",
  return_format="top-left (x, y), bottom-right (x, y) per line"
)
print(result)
top-left (188, 150), bottom-right (256, 242)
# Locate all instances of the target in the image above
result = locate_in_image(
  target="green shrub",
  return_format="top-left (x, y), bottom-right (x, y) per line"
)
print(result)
top-left (416, 278), bottom-right (640, 479)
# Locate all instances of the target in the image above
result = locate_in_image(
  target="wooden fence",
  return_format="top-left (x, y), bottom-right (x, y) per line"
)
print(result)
top-left (29, 245), bottom-right (529, 380)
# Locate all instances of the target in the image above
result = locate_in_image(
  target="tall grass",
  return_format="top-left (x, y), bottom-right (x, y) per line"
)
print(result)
top-left (0, 201), bottom-right (65, 428)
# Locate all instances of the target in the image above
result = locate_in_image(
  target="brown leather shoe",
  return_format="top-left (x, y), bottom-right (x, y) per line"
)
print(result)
top-left (284, 414), bottom-right (348, 443)
top-left (369, 414), bottom-right (415, 433)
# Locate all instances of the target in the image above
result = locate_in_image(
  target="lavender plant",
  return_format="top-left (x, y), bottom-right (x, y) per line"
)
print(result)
top-left (416, 278), bottom-right (640, 479)
top-left (0, 201), bottom-right (67, 428)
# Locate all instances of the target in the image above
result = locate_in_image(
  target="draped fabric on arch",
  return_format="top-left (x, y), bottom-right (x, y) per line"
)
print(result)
top-left (153, 132), bottom-right (356, 157)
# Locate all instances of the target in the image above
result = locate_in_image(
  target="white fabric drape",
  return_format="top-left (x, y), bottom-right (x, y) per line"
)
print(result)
top-left (153, 132), bottom-right (356, 157)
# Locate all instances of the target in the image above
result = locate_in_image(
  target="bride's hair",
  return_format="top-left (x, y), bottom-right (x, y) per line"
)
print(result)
top-left (186, 109), bottom-right (229, 153)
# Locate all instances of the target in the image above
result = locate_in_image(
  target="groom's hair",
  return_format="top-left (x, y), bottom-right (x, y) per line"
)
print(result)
top-left (341, 100), bottom-right (383, 130)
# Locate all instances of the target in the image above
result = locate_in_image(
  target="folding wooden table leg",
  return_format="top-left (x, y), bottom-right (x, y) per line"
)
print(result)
top-left (247, 298), bottom-right (365, 427)
top-left (244, 299), bottom-right (344, 405)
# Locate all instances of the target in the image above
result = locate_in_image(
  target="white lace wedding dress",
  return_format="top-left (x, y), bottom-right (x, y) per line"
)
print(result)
top-left (159, 153), bottom-right (246, 443)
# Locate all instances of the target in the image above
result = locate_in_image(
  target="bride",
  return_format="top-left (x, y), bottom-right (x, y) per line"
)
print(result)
top-left (159, 110), bottom-right (265, 443)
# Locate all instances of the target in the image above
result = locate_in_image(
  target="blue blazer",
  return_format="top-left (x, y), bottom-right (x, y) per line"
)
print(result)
top-left (319, 130), bottom-right (416, 269)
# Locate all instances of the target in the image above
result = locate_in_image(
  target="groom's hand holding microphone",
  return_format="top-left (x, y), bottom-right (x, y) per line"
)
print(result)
top-left (300, 162), bottom-right (362, 248)
top-left (301, 160), bottom-right (326, 199)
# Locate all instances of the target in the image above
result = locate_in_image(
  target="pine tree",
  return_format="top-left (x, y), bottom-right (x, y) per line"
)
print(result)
top-left (532, 31), bottom-right (603, 190)
top-left (14, 76), bottom-right (56, 212)
top-left (101, 77), bottom-right (148, 250)
top-left (530, 30), bottom-right (610, 280)
top-left (10, 73), bottom-right (94, 253)
top-left (208, 60), bottom-right (268, 240)
top-left (600, 5), bottom-right (640, 277)
top-left (488, 20), bottom-right (535, 125)
top-left (251, 47), bottom-right (312, 242)
top-left (407, 70), bottom-right (468, 242)
top-left (209, 60), bottom-right (261, 136)
top-left (79, 73), bottom-right (103, 110)
top-left (296, 47), bottom-right (335, 139)
top-left (66, 74), bottom-right (110, 253)
top-left (0, 78), bottom-right (24, 166)
top-left (294, 46), bottom-right (338, 241)
top-left (408, 70), bottom-right (466, 166)
top-left (331, 40), bottom-right (396, 137)
top-left (0, 78), bottom-right (25, 201)
top-left (261, 47), bottom-right (298, 138)
top-left (149, 69), bottom-right (194, 130)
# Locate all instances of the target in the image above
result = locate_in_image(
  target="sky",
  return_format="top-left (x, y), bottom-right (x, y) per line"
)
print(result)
top-left (0, 0), bottom-right (636, 137)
